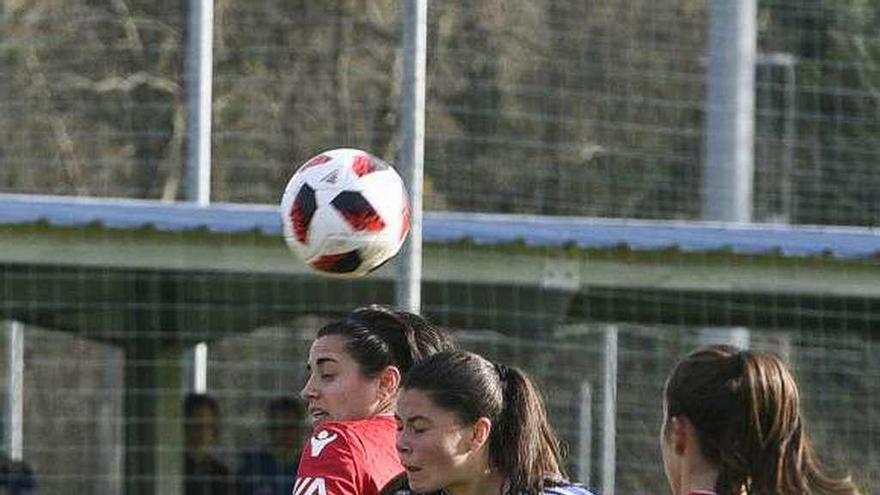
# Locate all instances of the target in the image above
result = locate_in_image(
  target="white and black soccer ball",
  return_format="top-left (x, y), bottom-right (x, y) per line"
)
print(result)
top-left (280, 148), bottom-right (410, 278)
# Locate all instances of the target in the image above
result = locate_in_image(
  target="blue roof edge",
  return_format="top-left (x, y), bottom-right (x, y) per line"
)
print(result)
top-left (1, 193), bottom-right (879, 259)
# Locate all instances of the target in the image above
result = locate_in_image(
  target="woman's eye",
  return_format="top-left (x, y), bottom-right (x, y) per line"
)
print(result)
top-left (321, 374), bottom-right (335, 380)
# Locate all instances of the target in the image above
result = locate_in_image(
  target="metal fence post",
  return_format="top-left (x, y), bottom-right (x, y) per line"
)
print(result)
top-left (395, 0), bottom-right (427, 313)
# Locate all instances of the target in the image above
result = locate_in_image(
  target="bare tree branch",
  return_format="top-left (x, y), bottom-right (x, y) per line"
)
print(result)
top-left (63, 72), bottom-right (180, 95)
top-left (160, 99), bottom-right (186, 201)
top-left (22, 45), bottom-right (87, 194)
top-left (109, 0), bottom-right (146, 59)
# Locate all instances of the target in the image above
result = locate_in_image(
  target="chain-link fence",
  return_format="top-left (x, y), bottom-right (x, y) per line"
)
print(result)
top-left (10, 314), bottom-right (878, 494)
top-left (2, 1), bottom-right (880, 225)
top-left (1, 1), bottom-right (879, 494)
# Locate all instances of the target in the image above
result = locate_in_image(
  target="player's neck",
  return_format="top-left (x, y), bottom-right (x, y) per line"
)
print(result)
top-left (677, 449), bottom-right (719, 495)
top-left (680, 472), bottom-right (718, 495)
top-left (444, 469), bottom-right (505, 495)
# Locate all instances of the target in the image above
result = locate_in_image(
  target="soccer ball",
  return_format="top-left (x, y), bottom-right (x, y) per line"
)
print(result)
top-left (280, 148), bottom-right (410, 278)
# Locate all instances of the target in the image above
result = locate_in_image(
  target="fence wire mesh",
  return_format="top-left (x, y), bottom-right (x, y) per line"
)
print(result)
top-left (0, 1), bottom-right (878, 494)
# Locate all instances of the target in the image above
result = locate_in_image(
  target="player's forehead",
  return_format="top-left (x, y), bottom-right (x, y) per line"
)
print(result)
top-left (397, 388), bottom-right (442, 419)
top-left (307, 334), bottom-right (354, 366)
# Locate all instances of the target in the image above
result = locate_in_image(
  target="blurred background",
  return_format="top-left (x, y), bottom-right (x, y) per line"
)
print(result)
top-left (0, 1), bottom-right (878, 494)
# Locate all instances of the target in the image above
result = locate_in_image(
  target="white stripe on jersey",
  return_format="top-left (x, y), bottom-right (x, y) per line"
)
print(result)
top-left (293, 477), bottom-right (328, 495)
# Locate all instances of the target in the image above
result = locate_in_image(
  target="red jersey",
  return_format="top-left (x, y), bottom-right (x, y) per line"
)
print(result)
top-left (294, 416), bottom-right (402, 495)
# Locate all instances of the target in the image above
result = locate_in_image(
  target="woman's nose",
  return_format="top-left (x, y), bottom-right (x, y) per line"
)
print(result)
top-left (300, 375), bottom-right (317, 400)
top-left (396, 431), bottom-right (410, 454)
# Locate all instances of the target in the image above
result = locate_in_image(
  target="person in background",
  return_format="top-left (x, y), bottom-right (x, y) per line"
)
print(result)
top-left (660, 345), bottom-right (861, 495)
top-left (394, 350), bottom-right (594, 495)
top-left (296, 305), bottom-right (454, 495)
top-left (237, 396), bottom-right (306, 495)
top-left (0, 453), bottom-right (36, 495)
top-left (183, 392), bottom-right (235, 495)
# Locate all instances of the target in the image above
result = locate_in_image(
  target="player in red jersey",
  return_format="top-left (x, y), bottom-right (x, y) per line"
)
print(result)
top-left (294, 305), bottom-right (454, 495)
top-left (660, 345), bottom-right (861, 495)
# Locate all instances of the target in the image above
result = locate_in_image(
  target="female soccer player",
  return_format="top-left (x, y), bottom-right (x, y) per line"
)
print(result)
top-left (394, 350), bottom-right (593, 495)
top-left (295, 305), bottom-right (454, 495)
top-left (661, 344), bottom-right (861, 495)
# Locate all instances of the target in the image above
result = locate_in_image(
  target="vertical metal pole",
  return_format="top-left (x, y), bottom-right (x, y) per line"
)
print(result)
top-left (186, 0), bottom-right (213, 206)
top-left (756, 62), bottom-right (772, 221)
top-left (185, 0), bottom-right (213, 392)
top-left (193, 342), bottom-right (207, 393)
top-left (601, 325), bottom-right (618, 495)
top-left (98, 347), bottom-right (122, 495)
top-left (5, 321), bottom-right (23, 461)
top-left (781, 60), bottom-right (797, 222)
top-left (182, 343), bottom-right (208, 395)
top-left (703, 0), bottom-right (756, 222)
top-left (578, 380), bottom-right (592, 486)
top-left (395, 0), bottom-right (427, 313)
top-left (756, 53), bottom-right (797, 224)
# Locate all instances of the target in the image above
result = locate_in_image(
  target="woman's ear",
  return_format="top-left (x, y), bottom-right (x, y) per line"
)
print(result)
top-left (377, 365), bottom-right (402, 400)
top-left (470, 417), bottom-right (492, 452)
top-left (667, 416), bottom-right (690, 456)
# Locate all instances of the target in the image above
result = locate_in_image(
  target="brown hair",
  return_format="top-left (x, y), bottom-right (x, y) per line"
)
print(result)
top-left (402, 350), bottom-right (567, 494)
top-left (664, 345), bottom-right (860, 495)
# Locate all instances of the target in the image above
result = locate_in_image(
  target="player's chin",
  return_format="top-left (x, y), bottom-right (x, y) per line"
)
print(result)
top-left (405, 472), bottom-right (433, 493)
top-left (309, 413), bottom-right (330, 427)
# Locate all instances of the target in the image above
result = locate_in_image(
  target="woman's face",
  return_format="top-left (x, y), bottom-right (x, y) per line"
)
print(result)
top-left (396, 388), bottom-right (476, 494)
top-left (300, 335), bottom-right (383, 427)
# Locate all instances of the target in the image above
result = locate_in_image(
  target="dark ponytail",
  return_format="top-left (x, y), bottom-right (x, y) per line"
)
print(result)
top-left (317, 305), bottom-right (454, 377)
top-left (492, 363), bottom-right (567, 493)
top-left (402, 351), bottom-right (567, 494)
top-left (665, 345), bottom-right (860, 495)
